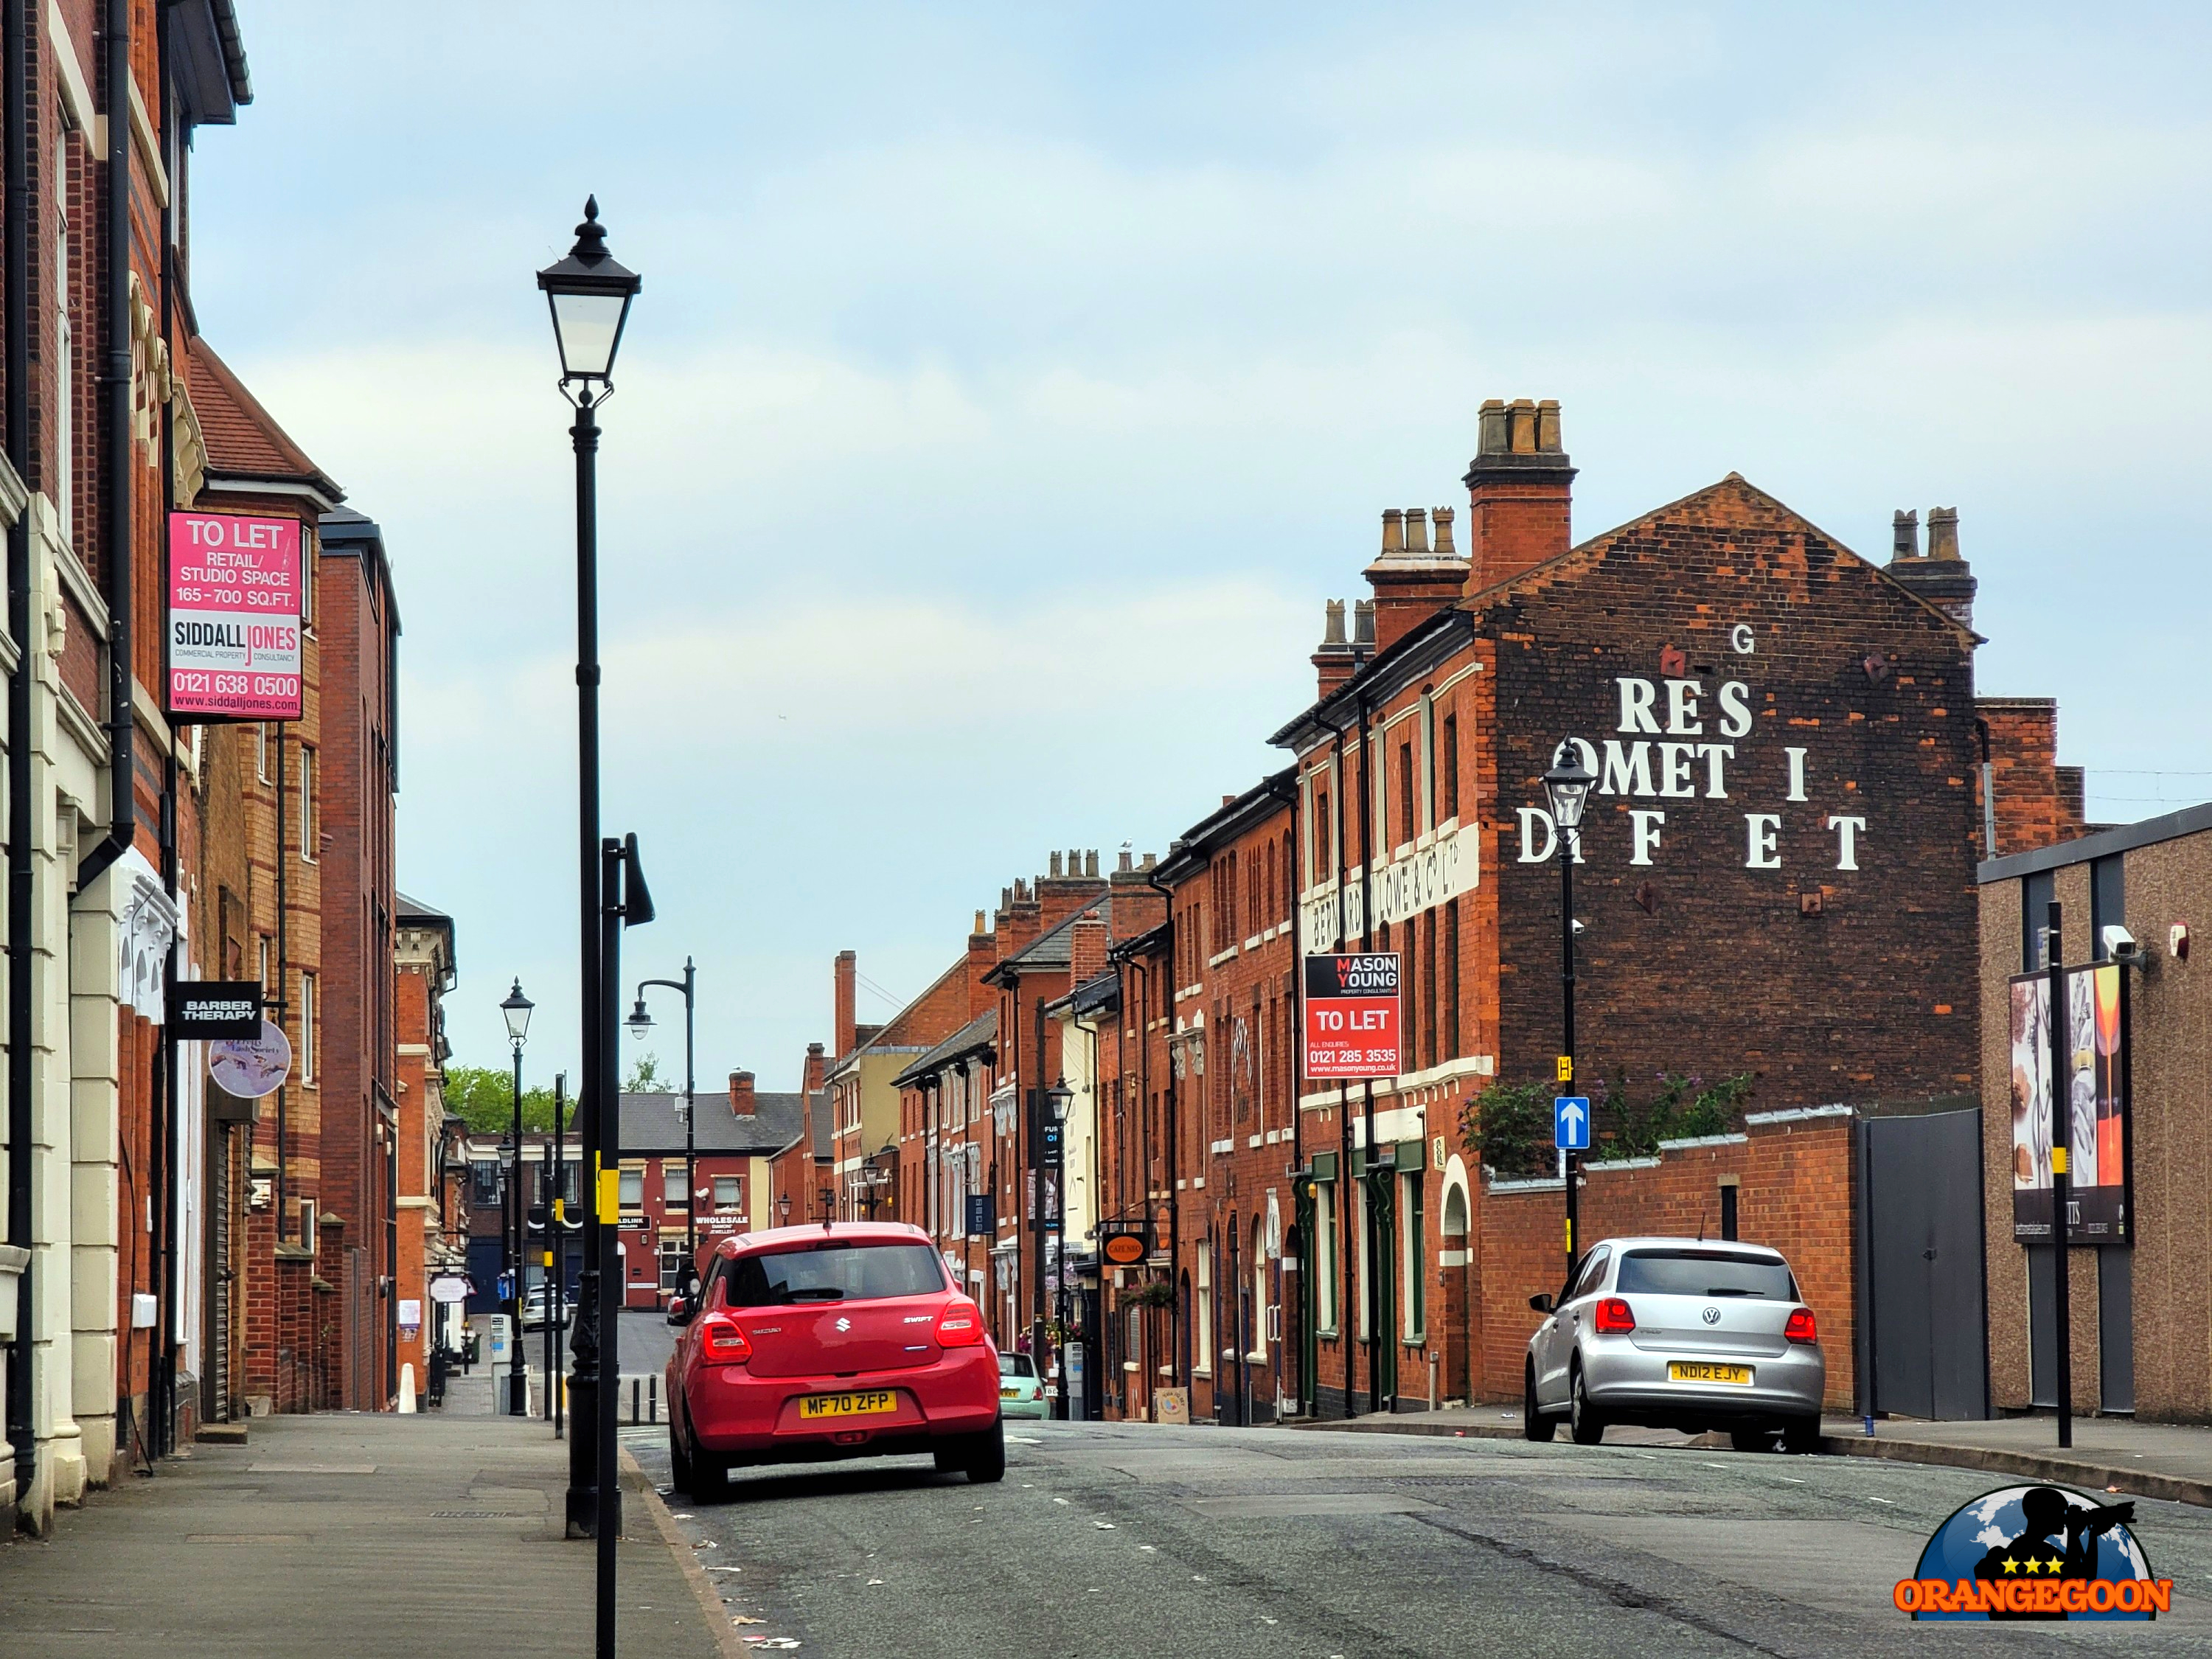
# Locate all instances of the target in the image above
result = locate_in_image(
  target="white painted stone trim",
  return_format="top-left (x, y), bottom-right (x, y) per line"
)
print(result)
top-left (1744, 1104), bottom-right (1854, 1126)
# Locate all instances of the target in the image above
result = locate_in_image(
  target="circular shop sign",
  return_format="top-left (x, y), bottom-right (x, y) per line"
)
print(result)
top-left (208, 1020), bottom-right (293, 1099)
top-left (1102, 1233), bottom-right (1147, 1267)
top-left (428, 1275), bottom-right (473, 1305)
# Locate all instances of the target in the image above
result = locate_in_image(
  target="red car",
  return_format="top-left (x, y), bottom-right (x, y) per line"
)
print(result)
top-left (665, 1221), bottom-right (1004, 1495)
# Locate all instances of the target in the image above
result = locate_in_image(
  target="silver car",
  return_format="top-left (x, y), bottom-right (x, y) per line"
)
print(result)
top-left (1523, 1237), bottom-right (1824, 1452)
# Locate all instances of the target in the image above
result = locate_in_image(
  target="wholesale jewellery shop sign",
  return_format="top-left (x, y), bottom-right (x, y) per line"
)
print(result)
top-left (167, 510), bottom-right (305, 722)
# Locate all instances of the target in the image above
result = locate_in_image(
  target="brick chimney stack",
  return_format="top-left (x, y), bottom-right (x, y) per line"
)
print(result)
top-left (1312, 599), bottom-right (1355, 700)
top-left (1070, 908), bottom-right (1109, 987)
top-left (833, 950), bottom-right (857, 1058)
top-left (1463, 397), bottom-right (1574, 593)
top-left (1885, 504), bottom-right (1976, 630)
top-left (1365, 502), bottom-right (1472, 655)
top-left (728, 1070), bottom-right (757, 1118)
top-left (967, 910), bottom-right (995, 1017)
top-left (804, 1041), bottom-right (827, 1093)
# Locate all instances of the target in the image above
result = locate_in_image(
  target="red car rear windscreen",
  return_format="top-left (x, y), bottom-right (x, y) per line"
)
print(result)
top-left (725, 1242), bottom-right (947, 1307)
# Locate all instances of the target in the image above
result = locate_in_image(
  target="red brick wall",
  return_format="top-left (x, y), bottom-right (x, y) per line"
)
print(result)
top-left (1478, 1115), bottom-right (1857, 1409)
top-left (1978, 699), bottom-right (2086, 856)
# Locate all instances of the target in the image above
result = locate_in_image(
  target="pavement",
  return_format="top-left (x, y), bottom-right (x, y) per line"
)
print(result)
top-left (630, 1417), bottom-right (2212, 1658)
top-left (0, 1409), bottom-right (728, 1658)
top-left (1293, 1402), bottom-right (2212, 1509)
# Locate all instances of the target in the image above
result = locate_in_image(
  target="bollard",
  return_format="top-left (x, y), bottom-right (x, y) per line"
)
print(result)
top-left (630, 1377), bottom-right (640, 1425)
top-left (649, 1375), bottom-right (658, 1424)
top-left (398, 1363), bottom-right (417, 1415)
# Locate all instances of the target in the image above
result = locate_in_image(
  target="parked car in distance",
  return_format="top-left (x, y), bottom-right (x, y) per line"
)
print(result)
top-left (665, 1222), bottom-right (1004, 1496)
top-left (998, 1351), bottom-right (1048, 1420)
top-left (1523, 1237), bottom-right (1824, 1453)
top-left (520, 1285), bottom-right (549, 1330)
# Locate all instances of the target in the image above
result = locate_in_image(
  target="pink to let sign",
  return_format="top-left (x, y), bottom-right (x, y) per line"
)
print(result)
top-left (168, 512), bottom-right (303, 720)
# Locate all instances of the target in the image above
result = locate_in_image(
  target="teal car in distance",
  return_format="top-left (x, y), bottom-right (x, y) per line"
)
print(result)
top-left (998, 1352), bottom-right (1048, 1420)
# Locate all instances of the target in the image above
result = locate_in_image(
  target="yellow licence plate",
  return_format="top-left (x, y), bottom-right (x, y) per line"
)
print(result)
top-left (799, 1390), bottom-right (897, 1419)
top-left (1000, 1388), bottom-right (1020, 1399)
top-left (1669, 1361), bottom-right (1753, 1386)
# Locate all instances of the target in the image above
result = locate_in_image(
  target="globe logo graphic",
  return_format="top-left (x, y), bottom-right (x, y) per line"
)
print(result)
top-left (1910, 1484), bottom-right (2157, 1621)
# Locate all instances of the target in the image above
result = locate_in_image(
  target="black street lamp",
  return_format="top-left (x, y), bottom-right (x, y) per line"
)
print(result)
top-left (1044, 1077), bottom-right (1073, 1419)
top-left (539, 198), bottom-right (641, 1615)
top-left (628, 957), bottom-right (698, 1300)
top-left (777, 1193), bottom-right (793, 1224)
top-left (1543, 745), bottom-right (1595, 1281)
top-left (501, 979), bottom-right (534, 1416)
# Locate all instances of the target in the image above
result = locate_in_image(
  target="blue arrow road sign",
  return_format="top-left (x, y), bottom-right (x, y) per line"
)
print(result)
top-left (1554, 1096), bottom-right (1591, 1152)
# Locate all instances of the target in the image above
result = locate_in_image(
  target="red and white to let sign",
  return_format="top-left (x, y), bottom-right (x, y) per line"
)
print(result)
top-left (168, 512), bottom-right (303, 720)
top-left (1303, 952), bottom-right (1402, 1079)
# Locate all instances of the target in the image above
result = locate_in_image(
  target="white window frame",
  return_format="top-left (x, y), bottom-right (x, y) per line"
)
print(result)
top-left (1315, 1180), bottom-right (1338, 1334)
top-left (713, 1175), bottom-right (741, 1211)
top-left (617, 1167), bottom-right (644, 1211)
top-left (1194, 1242), bottom-right (1213, 1377)
top-left (298, 747), bottom-right (318, 863)
top-left (299, 972), bottom-right (316, 1085)
top-left (662, 1166), bottom-right (688, 1209)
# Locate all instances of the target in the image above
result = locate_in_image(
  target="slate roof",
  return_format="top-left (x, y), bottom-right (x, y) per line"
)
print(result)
top-left (616, 1089), bottom-right (803, 1158)
top-left (187, 335), bottom-right (342, 500)
top-left (985, 893), bottom-right (1127, 983)
top-left (892, 1007), bottom-right (998, 1089)
top-left (395, 891), bottom-right (449, 924)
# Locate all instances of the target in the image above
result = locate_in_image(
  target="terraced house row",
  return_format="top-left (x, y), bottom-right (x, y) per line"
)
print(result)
top-left (4, 2), bottom-right (454, 1533)
top-left (831, 397), bottom-right (2096, 1427)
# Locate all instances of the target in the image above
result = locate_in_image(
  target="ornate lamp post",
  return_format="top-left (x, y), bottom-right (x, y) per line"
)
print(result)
top-left (627, 957), bottom-right (698, 1296)
top-left (500, 980), bottom-right (534, 1415)
top-left (539, 198), bottom-right (641, 1641)
top-left (1542, 745), bottom-right (1595, 1279)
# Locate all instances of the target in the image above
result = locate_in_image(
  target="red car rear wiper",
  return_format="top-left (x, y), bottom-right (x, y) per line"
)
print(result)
top-left (781, 1288), bottom-right (846, 1303)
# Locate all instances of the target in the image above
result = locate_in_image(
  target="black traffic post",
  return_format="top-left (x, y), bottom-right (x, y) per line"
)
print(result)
top-left (598, 833), bottom-right (656, 1657)
top-left (2045, 900), bottom-right (2072, 1450)
top-left (501, 980), bottom-right (534, 1414)
top-left (1046, 1076), bottom-right (1073, 1417)
top-left (550, 1071), bottom-right (568, 1431)
top-left (538, 197), bottom-right (641, 1541)
top-left (627, 956), bottom-right (698, 1292)
top-left (1543, 745), bottom-right (1595, 1280)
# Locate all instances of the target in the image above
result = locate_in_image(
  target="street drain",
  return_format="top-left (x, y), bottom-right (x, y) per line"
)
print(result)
top-left (428, 1510), bottom-right (540, 1518)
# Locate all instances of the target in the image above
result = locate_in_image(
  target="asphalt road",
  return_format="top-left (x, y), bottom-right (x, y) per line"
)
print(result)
top-left (625, 1419), bottom-right (2212, 1658)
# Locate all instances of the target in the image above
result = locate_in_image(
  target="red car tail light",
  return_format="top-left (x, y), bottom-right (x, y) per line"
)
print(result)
top-left (1592, 1297), bottom-right (1635, 1335)
top-left (1785, 1307), bottom-right (1818, 1345)
top-left (700, 1315), bottom-right (753, 1364)
top-left (935, 1301), bottom-right (987, 1347)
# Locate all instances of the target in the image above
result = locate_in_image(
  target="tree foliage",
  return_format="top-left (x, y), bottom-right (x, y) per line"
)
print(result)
top-left (445, 1065), bottom-right (567, 1135)
top-left (625, 1053), bottom-right (668, 1093)
top-left (1461, 1071), bottom-right (1754, 1178)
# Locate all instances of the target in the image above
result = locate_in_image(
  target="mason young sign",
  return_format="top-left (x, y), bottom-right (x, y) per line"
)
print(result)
top-left (1303, 952), bottom-right (1402, 1079)
top-left (1519, 669), bottom-right (1867, 876)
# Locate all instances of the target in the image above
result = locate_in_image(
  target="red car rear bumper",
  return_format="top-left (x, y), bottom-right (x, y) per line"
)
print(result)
top-left (684, 1346), bottom-right (1001, 1456)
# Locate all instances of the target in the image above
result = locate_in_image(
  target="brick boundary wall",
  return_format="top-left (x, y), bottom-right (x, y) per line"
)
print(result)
top-left (1476, 1110), bottom-right (1857, 1411)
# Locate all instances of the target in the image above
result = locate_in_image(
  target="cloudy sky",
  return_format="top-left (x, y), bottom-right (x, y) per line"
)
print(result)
top-left (188, 2), bottom-right (2212, 1089)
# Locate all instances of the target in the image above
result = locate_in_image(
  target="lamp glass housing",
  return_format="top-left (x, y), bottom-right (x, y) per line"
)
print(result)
top-left (536, 199), bottom-right (642, 385)
top-left (501, 979), bottom-right (535, 1045)
top-left (626, 998), bottom-right (653, 1039)
top-left (1543, 747), bottom-right (1596, 833)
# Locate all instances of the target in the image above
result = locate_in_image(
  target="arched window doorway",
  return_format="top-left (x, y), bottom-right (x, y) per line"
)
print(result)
top-left (1441, 1175), bottom-right (1472, 1405)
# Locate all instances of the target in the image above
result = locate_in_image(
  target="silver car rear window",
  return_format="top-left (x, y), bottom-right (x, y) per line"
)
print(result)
top-left (723, 1242), bottom-right (947, 1307)
top-left (1615, 1249), bottom-right (1796, 1300)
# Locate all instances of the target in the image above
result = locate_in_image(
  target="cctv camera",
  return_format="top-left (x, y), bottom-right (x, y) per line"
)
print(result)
top-left (1570, 918), bottom-right (1587, 936)
top-left (2102, 923), bottom-right (2136, 956)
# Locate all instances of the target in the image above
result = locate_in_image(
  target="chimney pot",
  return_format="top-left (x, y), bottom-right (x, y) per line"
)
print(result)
top-left (1222, 793), bottom-right (1236, 807)
top-left (1352, 599), bottom-right (1376, 650)
top-left (1118, 849), bottom-right (1133, 873)
top-left (1321, 598), bottom-right (1346, 647)
top-left (1927, 507), bottom-right (1961, 561)
top-left (1380, 508), bottom-right (1404, 554)
top-left (1403, 507), bottom-right (1429, 554)
top-left (1049, 851), bottom-right (1063, 877)
top-left (1477, 397), bottom-right (1507, 456)
top-left (1141, 852), bottom-right (1157, 870)
top-left (1432, 506), bottom-right (1455, 556)
top-left (1509, 397), bottom-right (1538, 453)
top-left (973, 909), bottom-right (987, 935)
top-left (1085, 849), bottom-right (1099, 877)
top-left (1892, 509), bottom-right (1920, 561)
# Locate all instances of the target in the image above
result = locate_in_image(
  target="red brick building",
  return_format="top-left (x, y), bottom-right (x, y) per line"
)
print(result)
top-left (1083, 398), bottom-right (2086, 1425)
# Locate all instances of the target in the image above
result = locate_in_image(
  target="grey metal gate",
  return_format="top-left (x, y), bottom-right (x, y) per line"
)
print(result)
top-left (1863, 1109), bottom-right (1989, 1420)
top-left (209, 1127), bottom-right (232, 1420)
